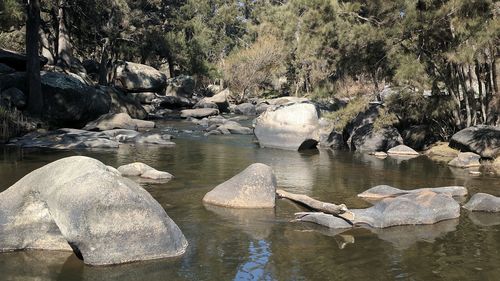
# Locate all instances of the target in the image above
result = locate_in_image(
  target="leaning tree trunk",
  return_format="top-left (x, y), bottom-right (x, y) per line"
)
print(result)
top-left (56, 0), bottom-right (73, 67)
top-left (26, 0), bottom-right (43, 117)
top-left (98, 38), bottom-right (110, 85)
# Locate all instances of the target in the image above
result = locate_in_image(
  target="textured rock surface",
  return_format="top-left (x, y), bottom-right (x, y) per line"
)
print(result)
top-left (203, 163), bottom-right (277, 208)
top-left (165, 75), bottom-right (195, 98)
top-left (448, 152), bottom-right (481, 168)
top-left (118, 162), bottom-right (174, 181)
top-left (0, 156), bottom-right (187, 265)
top-left (387, 145), bottom-right (419, 156)
top-left (254, 102), bottom-right (319, 150)
top-left (114, 61), bottom-right (167, 92)
top-left (84, 113), bottom-right (155, 131)
top-left (234, 103), bottom-right (256, 116)
top-left (424, 142), bottom-right (460, 160)
top-left (181, 108), bottom-right (219, 119)
top-left (358, 185), bottom-right (468, 199)
top-left (196, 89), bottom-right (230, 112)
top-left (449, 125), bottom-right (500, 158)
top-left (463, 193), bottom-right (500, 212)
top-left (348, 124), bottom-right (403, 152)
top-left (40, 72), bottom-right (111, 128)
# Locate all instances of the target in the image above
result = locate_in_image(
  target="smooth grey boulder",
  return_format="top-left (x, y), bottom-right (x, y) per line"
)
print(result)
top-left (40, 72), bottom-right (111, 128)
top-left (358, 185), bottom-right (468, 200)
top-left (84, 113), bottom-right (155, 131)
top-left (254, 102), bottom-right (320, 150)
top-left (180, 108), bottom-right (219, 119)
top-left (387, 145), bottom-right (419, 156)
top-left (118, 162), bottom-right (174, 181)
top-left (203, 163), bottom-right (277, 208)
top-left (234, 103), bottom-right (256, 116)
top-left (114, 61), bottom-right (167, 92)
top-left (352, 191), bottom-right (461, 228)
top-left (449, 125), bottom-right (500, 158)
top-left (463, 193), bottom-right (500, 212)
top-left (448, 152), bottom-right (481, 168)
top-left (348, 124), bottom-right (403, 152)
top-left (0, 156), bottom-right (187, 265)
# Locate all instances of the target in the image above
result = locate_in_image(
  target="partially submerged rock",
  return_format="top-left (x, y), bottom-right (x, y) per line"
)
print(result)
top-left (234, 103), bottom-right (256, 116)
top-left (463, 193), bottom-right (500, 212)
top-left (448, 152), bottom-right (481, 168)
top-left (254, 102), bottom-right (319, 150)
top-left (118, 162), bottom-right (174, 181)
top-left (84, 113), bottom-right (155, 131)
top-left (0, 156), bottom-right (187, 265)
top-left (348, 124), bottom-right (403, 153)
top-left (424, 142), bottom-right (460, 161)
top-left (203, 163), bottom-right (277, 208)
top-left (358, 185), bottom-right (468, 200)
top-left (180, 108), bottom-right (219, 119)
top-left (387, 145), bottom-right (419, 156)
top-left (449, 125), bottom-right (500, 158)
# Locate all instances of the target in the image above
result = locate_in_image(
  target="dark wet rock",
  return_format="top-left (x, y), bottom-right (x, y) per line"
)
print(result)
top-left (165, 75), bottom-right (195, 98)
top-left (203, 163), bottom-right (277, 208)
top-left (449, 125), bottom-right (500, 158)
top-left (358, 185), bottom-right (468, 200)
top-left (234, 103), bottom-right (256, 116)
top-left (387, 145), bottom-right (419, 156)
top-left (448, 152), bottom-right (481, 168)
top-left (118, 162), bottom-right (174, 181)
top-left (348, 124), bottom-right (403, 153)
top-left (463, 193), bottom-right (500, 212)
top-left (114, 61), bottom-right (167, 93)
top-left (0, 156), bottom-right (187, 265)
top-left (0, 87), bottom-right (26, 109)
top-left (156, 95), bottom-right (194, 109)
top-left (40, 72), bottom-right (111, 128)
top-left (99, 86), bottom-right (148, 120)
top-left (254, 102), bottom-right (319, 150)
top-left (401, 125), bottom-right (438, 151)
top-left (83, 113), bottom-right (155, 131)
top-left (0, 63), bottom-right (15, 74)
top-left (180, 108), bottom-right (219, 119)
top-left (0, 48), bottom-right (47, 71)
top-left (319, 124), bottom-right (346, 150)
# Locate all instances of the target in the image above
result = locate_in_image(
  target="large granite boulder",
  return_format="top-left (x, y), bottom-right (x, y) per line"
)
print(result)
top-left (449, 125), bottom-right (500, 158)
top-left (40, 72), bottom-right (111, 128)
top-left (234, 103), bottom-right (256, 116)
top-left (100, 86), bottom-right (148, 120)
top-left (348, 124), bottom-right (403, 152)
top-left (463, 193), bottom-right (500, 212)
top-left (83, 113), bottom-right (155, 131)
top-left (254, 102), bottom-right (320, 150)
top-left (0, 49), bottom-right (47, 71)
top-left (448, 152), bottom-right (481, 168)
top-left (196, 89), bottom-right (230, 112)
top-left (114, 61), bottom-right (167, 93)
top-left (0, 156), bottom-right (188, 265)
top-left (203, 163), bottom-right (277, 208)
top-left (165, 75), bottom-right (195, 98)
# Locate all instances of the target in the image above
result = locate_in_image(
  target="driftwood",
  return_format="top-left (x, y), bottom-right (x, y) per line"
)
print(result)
top-left (277, 189), bottom-right (355, 221)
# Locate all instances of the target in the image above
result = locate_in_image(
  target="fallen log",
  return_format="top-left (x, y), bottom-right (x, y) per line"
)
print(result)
top-left (277, 189), bottom-right (355, 221)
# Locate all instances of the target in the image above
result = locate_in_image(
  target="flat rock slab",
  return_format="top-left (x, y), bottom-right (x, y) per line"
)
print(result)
top-left (387, 145), bottom-right (419, 156)
top-left (0, 156), bottom-right (187, 265)
top-left (463, 193), bottom-right (500, 212)
top-left (203, 163), bottom-right (277, 208)
top-left (118, 162), bottom-right (174, 181)
top-left (448, 152), bottom-right (481, 168)
top-left (358, 185), bottom-right (468, 200)
top-left (181, 108), bottom-right (219, 119)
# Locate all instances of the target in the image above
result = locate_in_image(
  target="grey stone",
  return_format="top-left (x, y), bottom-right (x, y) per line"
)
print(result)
top-left (203, 163), bottom-right (277, 208)
top-left (348, 124), bottom-right (403, 152)
top-left (234, 103), bottom-right (256, 116)
top-left (165, 75), bottom-right (195, 98)
top-left (114, 61), bottom-right (167, 92)
top-left (254, 102), bottom-right (320, 150)
top-left (387, 145), bottom-right (419, 156)
top-left (99, 86), bottom-right (148, 120)
top-left (0, 156), bottom-right (187, 265)
top-left (449, 125), bottom-right (500, 158)
top-left (84, 113), bottom-right (155, 131)
top-left (448, 152), bottom-right (481, 168)
top-left (129, 92), bottom-right (157, 104)
top-left (294, 212), bottom-right (352, 229)
top-left (196, 89), bottom-right (230, 112)
top-left (358, 185), bottom-right (468, 199)
top-left (180, 108), bottom-right (219, 119)
top-left (118, 162), bottom-right (174, 181)
top-left (463, 193), bottom-right (500, 212)
top-left (217, 121), bottom-right (253, 135)
top-left (132, 133), bottom-right (175, 146)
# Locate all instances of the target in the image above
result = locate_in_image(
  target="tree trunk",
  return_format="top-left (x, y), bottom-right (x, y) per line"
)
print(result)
top-left (26, 0), bottom-right (43, 117)
top-left (56, 0), bottom-right (72, 67)
top-left (98, 38), bottom-right (110, 85)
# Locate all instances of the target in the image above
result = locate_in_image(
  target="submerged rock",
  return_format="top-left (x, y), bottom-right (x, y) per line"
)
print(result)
top-left (449, 125), bottom-right (500, 158)
top-left (358, 185), bottom-right (468, 200)
top-left (463, 193), bottom-right (500, 212)
top-left (448, 152), bottom-right (481, 168)
top-left (254, 102), bottom-right (319, 150)
top-left (0, 156), bottom-right (187, 265)
top-left (84, 113), bottom-right (155, 131)
top-left (203, 163), bottom-right (277, 208)
top-left (180, 108), bottom-right (219, 119)
top-left (118, 162), bottom-right (174, 181)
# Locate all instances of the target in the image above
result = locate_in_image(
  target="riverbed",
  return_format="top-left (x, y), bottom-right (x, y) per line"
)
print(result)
top-left (1, 120), bottom-right (499, 281)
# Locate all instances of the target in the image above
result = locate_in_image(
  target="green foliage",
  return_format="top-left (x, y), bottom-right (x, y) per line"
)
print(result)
top-left (373, 107), bottom-right (399, 131)
top-left (0, 0), bottom-right (24, 30)
top-left (324, 96), bottom-right (370, 132)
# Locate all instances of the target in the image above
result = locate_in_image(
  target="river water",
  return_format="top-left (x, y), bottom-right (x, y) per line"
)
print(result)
top-left (0, 120), bottom-right (499, 281)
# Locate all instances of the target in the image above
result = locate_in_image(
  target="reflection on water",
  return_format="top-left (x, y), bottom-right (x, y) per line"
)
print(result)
top-left (1, 120), bottom-right (500, 281)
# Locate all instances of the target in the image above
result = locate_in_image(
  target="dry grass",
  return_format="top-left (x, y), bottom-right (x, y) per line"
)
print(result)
top-left (323, 96), bottom-right (370, 132)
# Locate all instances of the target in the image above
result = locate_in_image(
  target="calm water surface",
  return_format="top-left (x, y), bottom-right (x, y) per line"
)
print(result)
top-left (0, 120), bottom-right (499, 281)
